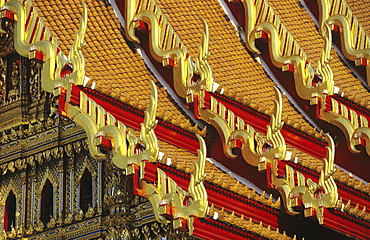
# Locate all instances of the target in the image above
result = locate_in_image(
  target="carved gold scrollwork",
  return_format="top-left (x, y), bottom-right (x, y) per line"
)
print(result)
top-left (231, 0), bottom-right (370, 157)
top-left (309, 0), bottom-right (370, 156)
top-left (238, 0), bottom-right (335, 99)
top-left (230, 87), bottom-right (286, 165)
top-left (65, 80), bottom-right (159, 168)
top-left (111, 79), bottom-right (159, 167)
top-left (143, 134), bottom-right (208, 235)
top-left (353, 128), bottom-right (370, 156)
top-left (197, 83), bottom-right (337, 223)
top-left (270, 134), bottom-right (337, 224)
top-left (316, 0), bottom-right (370, 86)
top-left (198, 86), bottom-right (286, 164)
top-left (0, 20), bottom-right (15, 57)
top-left (1, 0), bottom-right (87, 93)
top-left (317, 94), bottom-right (370, 155)
top-left (124, 0), bottom-right (216, 99)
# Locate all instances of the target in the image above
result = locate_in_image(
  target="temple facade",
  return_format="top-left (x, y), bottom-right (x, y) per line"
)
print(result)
top-left (0, 0), bottom-right (369, 239)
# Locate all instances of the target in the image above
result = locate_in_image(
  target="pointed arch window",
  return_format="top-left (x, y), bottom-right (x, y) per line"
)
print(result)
top-left (40, 179), bottom-right (53, 225)
top-left (3, 191), bottom-right (16, 232)
top-left (79, 168), bottom-right (93, 213)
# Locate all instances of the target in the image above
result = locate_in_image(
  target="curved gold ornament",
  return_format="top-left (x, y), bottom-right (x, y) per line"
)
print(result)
top-left (318, 94), bottom-right (370, 155)
top-left (238, 0), bottom-right (335, 99)
top-left (110, 79), bottom-right (159, 168)
top-left (66, 80), bottom-right (159, 167)
top-left (144, 134), bottom-right (208, 235)
top-left (311, 0), bottom-right (370, 156)
top-left (122, 0), bottom-right (338, 223)
top-left (232, 86), bottom-right (286, 164)
top-left (271, 134), bottom-right (338, 224)
top-left (198, 86), bottom-right (286, 164)
top-left (124, 0), bottom-right (216, 98)
top-left (2, 0), bottom-right (87, 93)
top-left (353, 127), bottom-right (370, 156)
top-left (235, 0), bottom-right (370, 156)
top-left (317, 0), bottom-right (370, 86)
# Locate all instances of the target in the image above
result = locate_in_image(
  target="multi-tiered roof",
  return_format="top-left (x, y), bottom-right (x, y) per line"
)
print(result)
top-left (0, 0), bottom-right (369, 239)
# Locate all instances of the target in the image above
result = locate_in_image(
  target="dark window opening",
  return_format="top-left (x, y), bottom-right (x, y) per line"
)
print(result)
top-left (80, 168), bottom-right (93, 213)
top-left (3, 191), bottom-right (16, 232)
top-left (40, 179), bottom-right (53, 226)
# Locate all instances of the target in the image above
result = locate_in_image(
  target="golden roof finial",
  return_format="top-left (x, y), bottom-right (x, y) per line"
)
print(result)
top-left (344, 199), bottom-right (352, 212)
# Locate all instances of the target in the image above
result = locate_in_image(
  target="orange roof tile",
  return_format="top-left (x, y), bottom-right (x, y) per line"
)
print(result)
top-left (155, 0), bottom-right (316, 136)
top-left (346, 0), bottom-right (370, 36)
top-left (268, 0), bottom-right (370, 103)
top-left (32, 0), bottom-right (197, 133)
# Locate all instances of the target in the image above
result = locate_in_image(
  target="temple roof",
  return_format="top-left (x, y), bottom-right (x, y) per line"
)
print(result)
top-left (269, 0), bottom-right (370, 105)
top-left (346, 0), bottom-right (370, 38)
top-left (11, 0), bottom-right (370, 238)
top-left (155, 0), bottom-right (316, 132)
top-left (33, 0), bottom-right (198, 133)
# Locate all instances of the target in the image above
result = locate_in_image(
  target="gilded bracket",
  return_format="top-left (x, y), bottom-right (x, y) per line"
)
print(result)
top-left (123, 0), bottom-right (216, 99)
top-left (1, 0), bottom-right (87, 93)
top-left (270, 134), bottom-right (338, 224)
top-left (65, 80), bottom-right (159, 168)
top-left (197, 85), bottom-right (337, 223)
top-left (314, 93), bottom-right (370, 156)
top-left (234, 0), bottom-right (370, 156)
top-left (316, 0), bottom-right (370, 86)
top-left (235, 0), bottom-right (335, 99)
top-left (197, 87), bottom-right (286, 164)
top-left (143, 134), bottom-right (208, 235)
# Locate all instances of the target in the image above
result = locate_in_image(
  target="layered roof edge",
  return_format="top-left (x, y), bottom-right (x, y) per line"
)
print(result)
top-left (0, 0), bottom-right (369, 238)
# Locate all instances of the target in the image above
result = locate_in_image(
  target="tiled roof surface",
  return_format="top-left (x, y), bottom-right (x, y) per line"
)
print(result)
top-left (125, 127), bottom-right (279, 209)
top-left (30, 0), bottom-right (369, 219)
top-left (346, 0), bottom-right (370, 36)
top-left (33, 0), bottom-right (196, 131)
top-left (268, 0), bottom-right (370, 105)
top-left (155, 0), bottom-right (314, 132)
top-left (267, 0), bottom-right (324, 68)
top-left (31, 0), bottom-right (289, 210)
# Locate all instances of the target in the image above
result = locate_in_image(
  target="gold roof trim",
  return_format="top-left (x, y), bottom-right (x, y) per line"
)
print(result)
top-left (273, 134), bottom-right (337, 224)
top-left (1, 0), bottom-right (87, 92)
top-left (315, 93), bottom-right (370, 155)
top-left (234, 0), bottom-right (370, 156)
top-left (124, 0), bottom-right (217, 99)
top-left (143, 134), bottom-right (208, 236)
top-left (65, 80), bottom-right (159, 168)
top-left (197, 83), bottom-right (338, 223)
top-left (317, 0), bottom-right (370, 87)
top-left (209, 207), bottom-right (294, 240)
top-left (238, 0), bottom-right (335, 99)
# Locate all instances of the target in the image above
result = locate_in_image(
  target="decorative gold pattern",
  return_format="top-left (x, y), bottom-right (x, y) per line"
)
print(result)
top-left (65, 80), bottom-right (159, 168)
top-left (143, 134), bottom-right (208, 235)
top-left (270, 134), bottom-right (337, 224)
top-left (1, 0), bottom-right (87, 93)
top-left (233, 0), bottom-right (370, 156)
top-left (336, 198), bottom-right (370, 220)
top-left (315, 94), bottom-right (370, 155)
top-left (124, 0), bottom-right (217, 98)
top-left (0, 1), bottom-right (205, 234)
top-left (317, 0), bottom-right (370, 86)
top-left (197, 84), bottom-right (338, 223)
top-left (231, 87), bottom-right (286, 163)
top-left (0, 175), bottom-right (22, 237)
top-left (237, 0), bottom-right (335, 99)
top-left (197, 87), bottom-right (286, 164)
top-left (123, 0), bottom-right (339, 223)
